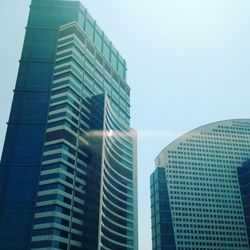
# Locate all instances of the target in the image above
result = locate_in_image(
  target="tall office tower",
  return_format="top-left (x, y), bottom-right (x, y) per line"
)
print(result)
top-left (150, 119), bottom-right (250, 250)
top-left (0, 1), bottom-right (137, 250)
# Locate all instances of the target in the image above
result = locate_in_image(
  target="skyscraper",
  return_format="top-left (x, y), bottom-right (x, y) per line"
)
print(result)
top-left (0, 1), bottom-right (137, 249)
top-left (151, 119), bottom-right (250, 250)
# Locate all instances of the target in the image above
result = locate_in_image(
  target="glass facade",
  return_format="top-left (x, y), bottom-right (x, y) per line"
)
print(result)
top-left (238, 160), bottom-right (250, 247)
top-left (151, 119), bottom-right (250, 250)
top-left (150, 167), bottom-right (176, 250)
top-left (0, 1), bottom-right (137, 250)
top-left (0, 1), bottom-right (81, 249)
top-left (30, 23), bottom-right (137, 250)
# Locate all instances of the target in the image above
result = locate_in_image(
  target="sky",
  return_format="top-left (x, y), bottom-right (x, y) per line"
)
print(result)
top-left (1, 0), bottom-right (250, 249)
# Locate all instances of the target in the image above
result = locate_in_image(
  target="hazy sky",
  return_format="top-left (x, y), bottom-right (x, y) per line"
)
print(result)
top-left (1, 1), bottom-right (250, 249)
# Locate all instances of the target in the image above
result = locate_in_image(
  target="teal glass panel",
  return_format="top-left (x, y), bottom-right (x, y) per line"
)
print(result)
top-left (94, 32), bottom-right (102, 51)
top-left (103, 42), bottom-right (110, 60)
top-left (111, 52), bottom-right (117, 70)
top-left (86, 21), bottom-right (94, 40)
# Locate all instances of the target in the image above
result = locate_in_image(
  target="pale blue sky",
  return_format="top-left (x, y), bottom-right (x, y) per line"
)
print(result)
top-left (1, 1), bottom-right (250, 249)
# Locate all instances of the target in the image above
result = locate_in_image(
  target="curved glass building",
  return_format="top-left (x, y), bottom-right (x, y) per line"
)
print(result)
top-left (0, 1), bottom-right (137, 250)
top-left (151, 119), bottom-right (250, 250)
top-left (29, 19), bottom-right (137, 250)
top-left (91, 94), bottom-right (137, 250)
